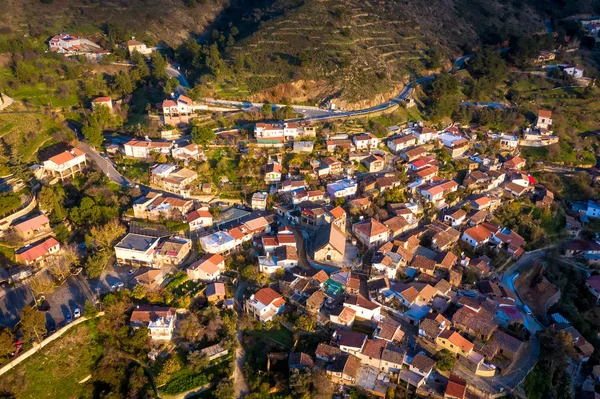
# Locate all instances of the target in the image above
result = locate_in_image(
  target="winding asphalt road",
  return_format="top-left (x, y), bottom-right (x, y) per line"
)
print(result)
top-left (190, 53), bottom-right (476, 121)
top-left (199, 75), bottom-right (435, 122)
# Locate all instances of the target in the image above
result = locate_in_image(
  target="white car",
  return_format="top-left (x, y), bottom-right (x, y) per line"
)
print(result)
top-left (73, 308), bottom-right (81, 319)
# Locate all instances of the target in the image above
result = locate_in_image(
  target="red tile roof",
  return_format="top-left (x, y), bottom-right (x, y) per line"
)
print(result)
top-left (186, 210), bottom-right (213, 223)
top-left (329, 206), bottom-right (346, 219)
top-left (47, 148), bottom-right (85, 166)
top-left (538, 109), bottom-right (552, 118)
top-left (353, 218), bottom-right (388, 238)
top-left (16, 237), bottom-right (59, 263)
top-left (445, 374), bottom-right (467, 399)
top-left (464, 225), bottom-right (493, 243)
top-left (254, 287), bottom-right (284, 307)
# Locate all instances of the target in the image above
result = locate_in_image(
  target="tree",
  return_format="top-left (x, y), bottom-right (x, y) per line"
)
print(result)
top-left (468, 46), bottom-right (507, 88)
top-left (335, 197), bottom-right (345, 207)
top-left (0, 193), bottom-right (20, 216)
top-left (179, 315), bottom-right (204, 342)
top-left (19, 305), bottom-right (46, 344)
top-left (38, 185), bottom-right (66, 223)
top-left (214, 379), bottom-right (235, 399)
top-left (90, 219), bottom-right (126, 250)
top-left (191, 125), bottom-right (216, 145)
top-left (436, 349), bottom-right (455, 371)
top-left (261, 103), bottom-right (272, 118)
top-left (85, 251), bottom-right (110, 278)
top-left (132, 52), bottom-right (150, 80)
top-left (84, 300), bottom-right (98, 318)
top-left (274, 105), bottom-right (293, 120)
top-left (294, 314), bottom-right (316, 332)
top-left (82, 115), bottom-right (104, 148)
top-left (384, 187), bottom-right (406, 203)
top-left (112, 71), bottom-right (134, 96)
top-left (187, 350), bottom-right (209, 372)
top-left (0, 328), bottom-right (15, 359)
top-left (150, 52), bottom-right (168, 81)
top-left (29, 272), bottom-right (55, 297)
top-left (156, 356), bottom-right (181, 385)
top-left (46, 246), bottom-right (78, 282)
top-left (204, 43), bottom-right (224, 76)
top-left (427, 49), bottom-right (442, 69)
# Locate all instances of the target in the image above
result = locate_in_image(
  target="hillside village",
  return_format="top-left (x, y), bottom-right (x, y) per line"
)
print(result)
top-left (1, 8), bottom-right (600, 399)
top-left (1, 100), bottom-right (600, 398)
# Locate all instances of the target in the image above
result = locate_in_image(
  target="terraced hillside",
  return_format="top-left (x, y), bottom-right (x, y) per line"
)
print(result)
top-left (0, 0), bottom-right (227, 45)
top-left (206, 0), bottom-right (546, 108)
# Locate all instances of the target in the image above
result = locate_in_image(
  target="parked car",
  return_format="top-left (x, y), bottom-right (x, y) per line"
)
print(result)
top-left (65, 311), bottom-right (72, 323)
top-left (73, 308), bottom-right (81, 319)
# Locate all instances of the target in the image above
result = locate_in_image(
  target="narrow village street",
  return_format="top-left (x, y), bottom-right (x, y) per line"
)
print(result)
top-left (234, 282), bottom-right (250, 398)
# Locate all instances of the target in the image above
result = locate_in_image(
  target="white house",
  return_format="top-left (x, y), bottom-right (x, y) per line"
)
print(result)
top-left (387, 134), bottom-right (417, 153)
top-left (127, 39), bottom-right (153, 55)
top-left (245, 287), bottom-right (286, 323)
top-left (42, 148), bottom-right (87, 180)
top-left (412, 127), bottom-right (439, 144)
top-left (49, 33), bottom-right (82, 52)
top-left (130, 306), bottom-right (177, 341)
top-left (114, 234), bottom-right (161, 267)
top-left (408, 353), bottom-right (436, 379)
top-left (251, 192), bottom-right (268, 211)
top-left (344, 295), bottom-right (381, 320)
top-left (186, 210), bottom-right (213, 231)
top-left (265, 162), bottom-right (282, 184)
top-left (171, 143), bottom-right (202, 160)
top-left (187, 253), bottom-right (224, 282)
top-left (199, 231), bottom-right (236, 254)
top-left (353, 133), bottom-right (379, 150)
top-left (535, 110), bottom-right (553, 131)
top-left (444, 209), bottom-right (467, 228)
top-left (176, 95), bottom-right (193, 114)
top-left (352, 218), bottom-right (389, 247)
top-left (419, 180), bottom-right (458, 203)
top-left (123, 139), bottom-right (172, 159)
top-left (327, 179), bottom-right (357, 199)
top-left (461, 225), bottom-right (494, 248)
top-left (559, 64), bottom-right (584, 79)
top-left (92, 97), bottom-right (113, 112)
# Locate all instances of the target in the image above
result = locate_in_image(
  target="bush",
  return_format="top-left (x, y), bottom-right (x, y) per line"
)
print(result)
top-left (159, 371), bottom-right (208, 394)
top-left (436, 349), bottom-right (455, 371)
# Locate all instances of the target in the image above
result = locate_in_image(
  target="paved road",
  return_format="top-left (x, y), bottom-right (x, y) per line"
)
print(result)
top-left (233, 282), bottom-right (250, 398)
top-left (501, 249), bottom-right (548, 334)
top-left (77, 141), bottom-right (129, 187)
top-left (166, 64), bottom-right (190, 96)
top-left (198, 74), bottom-right (434, 122)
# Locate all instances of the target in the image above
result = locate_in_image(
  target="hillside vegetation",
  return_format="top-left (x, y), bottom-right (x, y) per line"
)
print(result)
top-left (0, 0), bottom-right (227, 45)
top-left (188, 0), bottom-right (547, 107)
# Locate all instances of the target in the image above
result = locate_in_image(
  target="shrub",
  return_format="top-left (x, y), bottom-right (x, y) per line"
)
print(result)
top-left (159, 371), bottom-right (208, 394)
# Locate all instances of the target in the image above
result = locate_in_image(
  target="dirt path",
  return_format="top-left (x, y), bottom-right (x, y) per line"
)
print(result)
top-left (233, 283), bottom-right (250, 398)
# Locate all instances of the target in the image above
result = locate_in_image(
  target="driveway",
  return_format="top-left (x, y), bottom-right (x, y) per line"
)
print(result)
top-left (44, 274), bottom-right (95, 328)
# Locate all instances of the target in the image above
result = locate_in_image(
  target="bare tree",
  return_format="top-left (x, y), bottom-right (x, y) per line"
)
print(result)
top-left (29, 272), bottom-right (55, 297)
top-left (46, 245), bottom-right (78, 282)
